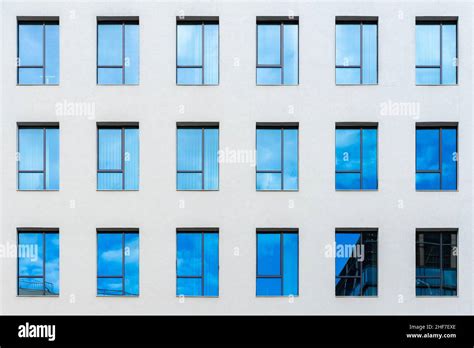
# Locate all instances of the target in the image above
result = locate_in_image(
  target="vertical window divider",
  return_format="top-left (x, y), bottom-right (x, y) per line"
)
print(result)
top-left (202, 128), bottom-right (205, 190)
top-left (121, 127), bottom-right (125, 190)
top-left (439, 233), bottom-right (444, 292)
top-left (440, 22), bottom-right (443, 83)
top-left (439, 128), bottom-right (443, 188)
top-left (280, 233), bottom-right (284, 295)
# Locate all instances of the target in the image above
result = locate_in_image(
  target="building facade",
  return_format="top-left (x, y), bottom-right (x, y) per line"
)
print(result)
top-left (0, 0), bottom-right (472, 315)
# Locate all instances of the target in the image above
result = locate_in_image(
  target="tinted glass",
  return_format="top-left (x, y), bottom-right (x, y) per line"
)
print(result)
top-left (257, 24), bottom-right (280, 65)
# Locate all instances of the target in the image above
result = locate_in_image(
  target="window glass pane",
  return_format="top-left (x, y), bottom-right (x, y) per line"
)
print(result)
top-left (203, 233), bottom-right (219, 296)
top-left (416, 129), bottom-right (439, 171)
top-left (177, 173), bottom-right (202, 190)
top-left (336, 68), bottom-right (360, 84)
top-left (124, 24), bottom-right (139, 84)
top-left (44, 24), bottom-right (59, 84)
top-left (98, 24), bottom-right (123, 66)
top-left (18, 233), bottom-right (44, 277)
top-left (257, 24), bottom-right (280, 65)
top-left (19, 128), bottom-right (44, 171)
top-left (18, 278), bottom-right (44, 295)
top-left (256, 129), bottom-right (281, 171)
top-left (335, 233), bottom-right (361, 278)
top-left (177, 24), bottom-right (202, 66)
top-left (98, 172), bottom-right (123, 190)
top-left (124, 128), bottom-right (139, 190)
top-left (97, 233), bottom-right (123, 276)
top-left (45, 128), bottom-right (59, 190)
top-left (336, 277), bottom-right (361, 296)
top-left (177, 233), bottom-right (202, 277)
top-left (204, 128), bottom-right (219, 190)
top-left (283, 233), bottom-right (298, 296)
top-left (45, 233), bottom-right (59, 295)
top-left (441, 24), bottom-right (456, 84)
top-left (362, 129), bottom-right (377, 189)
top-left (177, 278), bottom-right (202, 296)
top-left (336, 24), bottom-right (360, 66)
top-left (257, 67), bottom-right (282, 85)
top-left (416, 67), bottom-right (441, 85)
top-left (283, 129), bottom-right (298, 190)
top-left (441, 129), bottom-right (457, 190)
top-left (98, 128), bottom-right (122, 170)
top-left (257, 233), bottom-right (280, 276)
top-left (177, 67), bottom-right (203, 84)
top-left (18, 68), bottom-right (44, 85)
top-left (283, 24), bottom-right (298, 85)
top-left (203, 24), bottom-right (219, 85)
top-left (362, 233), bottom-right (378, 296)
top-left (362, 24), bottom-right (377, 84)
top-left (336, 173), bottom-right (360, 190)
top-left (416, 24), bottom-right (440, 66)
top-left (256, 277), bottom-right (281, 296)
top-left (19, 172), bottom-right (44, 190)
top-left (97, 277), bottom-right (123, 296)
top-left (416, 173), bottom-right (440, 190)
top-left (124, 233), bottom-right (139, 296)
top-left (98, 68), bottom-right (123, 84)
top-left (19, 24), bottom-right (43, 66)
top-left (177, 128), bottom-right (202, 171)
top-left (256, 173), bottom-right (282, 190)
top-left (416, 277), bottom-right (441, 296)
top-left (335, 129), bottom-right (360, 171)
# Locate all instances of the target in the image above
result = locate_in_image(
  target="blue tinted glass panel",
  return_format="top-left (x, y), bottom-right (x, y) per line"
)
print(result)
top-left (257, 25), bottom-right (280, 65)
top-left (416, 25), bottom-right (440, 66)
top-left (336, 277), bottom-right (361, 296)
top-left (18, 24), bottom-right (43, 66)
top-left (18, 233), bottom-right (44, 277)
top-left (98, 24), bottom-right (123, 66)
top-left (177, 233), bottom-right (202, 277)
top-left (204, 128), bottom-right (218, 190)
top-left (19, 128), bottom-right (44, 171)
top-left (257, 67), bottom-right (282, 85)
top-left (124, 233), bottom-right (139, 296)
top-left (98, 172), bottom-right (123, 190)
top-left (336, 173), bottom-right (360, 190)
top-left (18, 278), bottom-right (44, 295)
top-left (416, 129), bottom-right (439, 171)
top-left (257, 129), bottom-right (281, 171)
top-left (441, 24), bottom-right (456, 84)
top-left (177, 128), bottom-right (202, 171)
top-left (441, 129), bottom-right (457, 190)
top-left (335, 233), bottom-right (361, 278)
top-left (256, 173), bottom-right (282, 190)
top-left (44, 24), bottom-right (59, 84)
top-left (97, 277), bottom-right (123, 296)
top-left (177, 68), bottom-right (203, 84)
top-left (336, 68), bottom-right (360, 84)
top-left (257, 278), bottom-right (282, 296)
top-left (362, 129), bottom-right (377, 189)
top-left (124, 24), bottom-right (139, 84)
top-left (177, 24), bottom-right (202, 66)
top-left (45, 128), bottom-right (59, 190)
top-left (283, 129), bottom-right (298, 190)
top-left (177, 173), bottom-right (202, 190)
top-left (99, 129), bottom-right (122, 170)
top-left (177, 278), bottom-right (202, 296)
top-left (336, 129), bottom-right (360, 171)
top-left (204, 24), bottom-right (219, 85)
top-left (362, 24), bottom-right (377, 84)
top-left (416, 173), bottom-right (441, 190)
top-left (257, 233), bottom-right (280, 276)
top-left (124, 128), bottom-right (139, 190)
top-left (336, 24), bottom-right (360, 66)
top-left (45, 233), bottom-right (59, 295)
top-left (416, 67), bottom-right (441, 85)
top-left (283, 234), bottom-right (298, 296)
top-left (98, 68), bottom-right (123, 84)
top-left (203, 233), bottom-right (219, 296)
top-left (19, 172), bottom-right (44, 190)
top-left (97, 233), bottom-right (123, 276)
top-left (283, 24), bottom-right (298, 85)
top-left (18, 68), bottom-right (44, 85)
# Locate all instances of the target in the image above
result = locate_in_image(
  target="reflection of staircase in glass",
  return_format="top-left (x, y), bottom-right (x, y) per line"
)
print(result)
top-left (19, 279), bottom-right (56, 296)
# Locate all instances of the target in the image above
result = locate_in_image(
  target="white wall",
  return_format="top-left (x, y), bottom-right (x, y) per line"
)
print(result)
top-left (0, 0), bottom-right (472, 315)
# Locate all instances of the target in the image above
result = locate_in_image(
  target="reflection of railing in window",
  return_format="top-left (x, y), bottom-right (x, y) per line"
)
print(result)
top-left (97, 288), bottom-right (137, 296)
top-left (18, 279), bottom-right (56, 295)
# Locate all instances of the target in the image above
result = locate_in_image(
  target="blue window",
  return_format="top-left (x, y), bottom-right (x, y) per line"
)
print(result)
top-left (17, 19), bottom-right (59, 85)
top-left (335, 230), bottom-right (377, 296)
top-left (256, 126), bottom-right (298, 191)
top-left (97, 19), bottom-right (139, 85)
top-left (416, 230), bottom-right (457, 296)
top-left (18, 125), bottom-right (59, 190)
top-left (177, 126), bottom-right (219, 190)
top-left (97, 231), bottom-right (139, 296)
top-left (256, 231), bottom-right (298, 296)
top-left (256, 19), bottom-right (298, 85)
top-left (416, 19), bottom-right (457, 85)
top-left (97, 125), bottom-right (139, 190)
top-left (335, 126), bottom-right (377, 190)
top-left (416, 125), bottom-right (457, 191)
top-left (336, 20), bottom-right (377, 85)
top-left (176, 231), bottom-right (219, 297)
top-left (177, 20), bottom-right (219, 85)
top-left (18, 230), bottom-right (59, 296)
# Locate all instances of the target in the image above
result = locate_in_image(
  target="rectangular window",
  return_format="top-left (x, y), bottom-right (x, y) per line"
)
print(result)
top-left (256, 125), bottom-right (298, 191)
top-left (97, 230), bottom-right (139, 296)
top-left (256, 18), bottom-right (298, 85)
top-left (335, 229), bottom-right (377, 296)
top-left (97, 124), bottom-right (139, 190)
top-left (176, 18), bottom-right (219, 85)
top-left (335, 124), bottom-right (377, 190)
top-left (176, 124), bottom-right (219, 190)
top-left (416, 124), bottom-right (457, 191)
top-left (97, 18), bottom-right (139, 85)
top-left (18, 229), bottom-right (59, 296)
top-left (176, 230), bottom-right (219, 297)
top-left (256, 230), bottom-right (298, 296)
top-left (416, 18), bottom-right (457, 85)
top-left (18, 125), bottom-right (59, 190)
top-left (416, 230), bottom-right (457, 296)
top-left (335, 18), bottom-right (377, 85)
top-left (17, 18), bottom-right (59, 85)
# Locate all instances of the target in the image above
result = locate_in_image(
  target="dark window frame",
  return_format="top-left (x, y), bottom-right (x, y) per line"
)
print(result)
top-left (96, 229), bottom-right (139, 297)
top-left (256, 229), bottom-right (299, 297)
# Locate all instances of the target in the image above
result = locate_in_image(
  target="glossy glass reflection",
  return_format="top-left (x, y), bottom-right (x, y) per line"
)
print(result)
top-left (18, 232), bottom-right (59, 296)
top-left (176, 232), bottom-right (219, 296)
